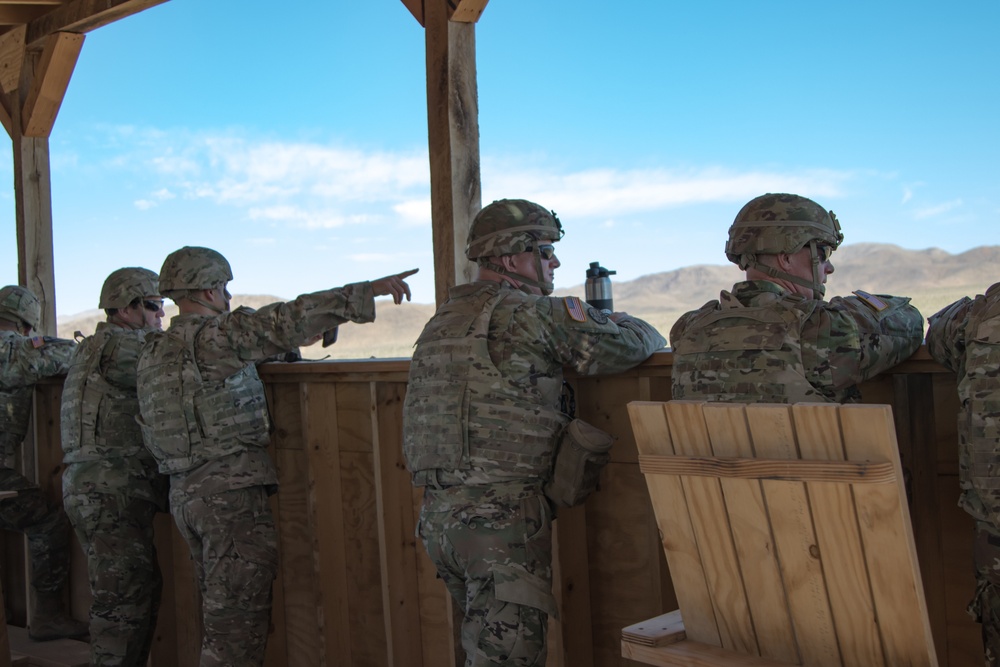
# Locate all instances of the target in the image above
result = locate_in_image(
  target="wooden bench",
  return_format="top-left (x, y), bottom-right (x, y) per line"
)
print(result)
top-left (624, 400), bottom-right (938, 666)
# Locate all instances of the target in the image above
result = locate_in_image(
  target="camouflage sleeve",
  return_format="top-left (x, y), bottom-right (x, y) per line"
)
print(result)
top-left (101, 331), bottom-right (146, 389)
top-left (0, 335), bottom-right (76, 388)
top-left (535, 297), bottom-right (666, 376)
top-left (926, 295), bottom-right (975, 373)
top-left (219, 282), bottom-right (376, 362)
top-left (802, 294), bottom-right (924, 390)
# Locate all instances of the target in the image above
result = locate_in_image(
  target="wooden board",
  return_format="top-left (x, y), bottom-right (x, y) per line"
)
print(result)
top-left (625, 400), bottom-right (938, 667)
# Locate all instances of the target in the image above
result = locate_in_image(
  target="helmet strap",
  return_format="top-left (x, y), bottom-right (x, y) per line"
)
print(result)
top-left (189, 288), bottom-right (229, 315)
top-left (743, 248), bottom-right (824, 298)
top-left (484, 245), bottom-right (555, 295)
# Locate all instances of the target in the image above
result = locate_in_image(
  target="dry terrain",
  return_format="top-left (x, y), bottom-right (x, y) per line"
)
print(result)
top-left (57, 243), bottom-right (999, 359)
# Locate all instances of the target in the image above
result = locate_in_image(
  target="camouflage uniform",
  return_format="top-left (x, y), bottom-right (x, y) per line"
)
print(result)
top-left (137, 247), bottom-right (377, 667)
top-left (671, 280), bottom-right (923, 403)
top-left (928, 282), bottom-right (1000, 665)
top-left (62, 318), bottom-right (169, 666)
top-left (404, 200), bottom-right (665, 666)
top-left (671, 193), bottom-right (923, 403)
top-left (0, 329), bottom-right (78, 609)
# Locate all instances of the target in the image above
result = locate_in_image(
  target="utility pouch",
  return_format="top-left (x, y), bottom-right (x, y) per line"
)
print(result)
top-left (544, 419), bottom-right (614, 508)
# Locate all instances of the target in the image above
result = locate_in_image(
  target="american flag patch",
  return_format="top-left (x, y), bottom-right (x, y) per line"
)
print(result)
top-left (564, 297), bottom-right (587, 322)
top-left (30, 336), bottom-right (45, 348)
top-left (853, 290), bottom-right (888, 311)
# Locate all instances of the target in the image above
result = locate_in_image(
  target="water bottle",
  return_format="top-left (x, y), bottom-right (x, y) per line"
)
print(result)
top-left (585, 262), bottom-right (616, 313)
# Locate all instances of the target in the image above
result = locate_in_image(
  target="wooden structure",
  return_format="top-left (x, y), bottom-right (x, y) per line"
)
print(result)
top-left (6, 349), bottom-right (978, 666)
top-left (624, 400), bottom-right (937, 666)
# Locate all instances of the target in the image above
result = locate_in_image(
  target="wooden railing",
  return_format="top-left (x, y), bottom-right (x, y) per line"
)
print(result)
top-left (10, 348), bottom-right (979, 666)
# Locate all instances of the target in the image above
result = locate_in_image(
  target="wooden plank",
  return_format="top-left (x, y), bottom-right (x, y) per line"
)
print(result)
top-left (553, 504), bottom-right (593, 667)
top-left (148, 513), bottom-right (177, 667)
top-left (638, 454), bottom-right (894, 483)
top-left (622, 636), bottom-right (797, 667)
top-left (300, 382), bottom-right (351, 665)
top-left (425, 0), bottom-right (479, 306)
top-left (792, 403), bottom-right (885, 666)
top-left (0, 25), bottom-right (23, 94)
top-left (0, 7), bottom-right (49, 25)
top-left (6, 626), bottom-right (86, 666)
top-left (664, 401), bottom-right (756, 654)
top-left (627, 401), bottom-right (719, 647)
top-left (839, 404), bottom-right (938, 666)
top-left (450, 0), bottom-right (488, 22)
top-left (412, 483), bottom-right (457, 667)
top-left (21, 32), bottom-right (83, 137)
top-left (744, 404), bottom-right (841, 667)
top-left (399, 0), bottom-right (423, 26)
top-left (702, 404), bottom-right (798, 664)
top-left (25, 0), bottom-right (167, 48)
top-left (0, 93), bottom-right (11, 136)
top-left (622, 609), bottom-right (686, 648)
top-left (371, 381), bottom-right (424, 666)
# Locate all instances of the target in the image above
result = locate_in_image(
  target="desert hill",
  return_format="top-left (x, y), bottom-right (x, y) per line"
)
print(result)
top-left (58, 243), bottom-right (1000, 359)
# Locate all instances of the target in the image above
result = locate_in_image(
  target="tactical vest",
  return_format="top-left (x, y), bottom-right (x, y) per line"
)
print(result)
top-left (61, 328), bottom-right (147, 464)
top-left (956, 289), bottom-right (1000, 522)
top-left (0, 386), bottom-right (32, 469)
top-left (403, 286), bottom-right (567, 480)
top-left (672, 295), bottom-right (826, 404)
top-left (136, 319), bottom-right (271, 475)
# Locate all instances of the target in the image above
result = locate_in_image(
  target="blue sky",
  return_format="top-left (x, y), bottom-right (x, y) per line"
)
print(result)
top-left (1, 0), bottom-right (997, 316)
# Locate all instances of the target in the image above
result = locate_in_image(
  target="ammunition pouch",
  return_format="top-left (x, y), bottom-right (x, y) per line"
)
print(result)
top-left (543, 419), bottom-right (614, 508)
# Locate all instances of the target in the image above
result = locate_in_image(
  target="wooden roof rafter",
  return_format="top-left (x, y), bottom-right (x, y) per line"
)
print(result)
top-left (401, 0), bottom-right (489, 27)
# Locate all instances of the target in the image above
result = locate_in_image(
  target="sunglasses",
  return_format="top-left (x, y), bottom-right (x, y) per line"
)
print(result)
top-left (530, 244), bottom-right (557, 260)
top-left (143, 300), bottom-right (164, 313)
top-left (816, 245), bottom-right (834, 262)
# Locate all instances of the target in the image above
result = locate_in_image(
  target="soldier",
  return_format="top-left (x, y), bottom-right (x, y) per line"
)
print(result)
top-left (671, 193), bottom-right (923, 403)
top-left (135, 246), bottom-right (416, 667)
top-left (61, 268), bottom-right (169, 666)
top-left (403, 199), bottom-right (665, 666)
top-left (0, 285), bottom-right (87, 640)
top-left (927, 284), bottom-right (1000, 665)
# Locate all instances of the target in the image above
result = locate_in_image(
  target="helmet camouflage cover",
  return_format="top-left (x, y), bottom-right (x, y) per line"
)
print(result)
top-left (465, 199), bottom-right (564, 260)
top-left (0, 285), bottom-right (41, 331)
top-left (726, 193), bottom-right (843, 265)
top-left (100, 267), bottom-right (160, 309)
top-left (158, 246), bottom-right (233, 294)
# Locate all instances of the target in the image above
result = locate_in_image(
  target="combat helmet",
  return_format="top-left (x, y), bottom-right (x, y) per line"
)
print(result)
top-left (159, 247), bottom-right (233, 294)
top-left (99, 267), bottom-right (160, 310)
top-left (466, 199), bottom-right (564, 294)
top-left (725, 193), bottom-right (843, 297)
top-left (0, 285), bottom-right (41, 331)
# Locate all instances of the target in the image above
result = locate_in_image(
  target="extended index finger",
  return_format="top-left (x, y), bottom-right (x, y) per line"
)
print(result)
top-left (396, 268), bottom-right (420, 279)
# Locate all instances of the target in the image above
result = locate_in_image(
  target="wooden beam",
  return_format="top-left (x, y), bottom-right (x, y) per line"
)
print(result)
top-left (0, 91), bottom-right (11, 136)
top-left (0, 6), bottom-right (49, 25)
top-left (425, 0), bottom-right (480, 306)
top-left (400, 0), bottom-right (423, 27)
top-left (450, 0), bottom-right (488, 23)
top-left (21, 31), bottom-right (83, 137)
top-left (0, 24), bottom-right (24, 94)
top-left (26, 0), bottom-right (168, 48)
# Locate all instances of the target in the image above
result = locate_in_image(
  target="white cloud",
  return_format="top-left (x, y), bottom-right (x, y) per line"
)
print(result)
top-left (915, 199), bottom-right (963, 219)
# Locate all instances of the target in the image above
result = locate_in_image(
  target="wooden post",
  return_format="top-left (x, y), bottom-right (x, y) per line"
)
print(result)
top-left (425, 0), bottom-right (481, 306)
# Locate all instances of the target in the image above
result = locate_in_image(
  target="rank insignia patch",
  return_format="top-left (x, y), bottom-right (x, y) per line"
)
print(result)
top-left (564, 297), bottom-right (587, 322)
top-left (853, 290), bottom-right (888, 311)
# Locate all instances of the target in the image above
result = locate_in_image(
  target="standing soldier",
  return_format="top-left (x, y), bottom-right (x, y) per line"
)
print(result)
top-left (928, 284), bottom-right (1000, 665)
top-left (61, 268), bottom-right (169, 666)
top-left (0, 285), bottom-right (87, 640)
top-left (670, 193), bottom-right (923, 403)
top-left (403, 199), bottom-right (665, 666)
top-left (135, 246), bottom-right (416, 667)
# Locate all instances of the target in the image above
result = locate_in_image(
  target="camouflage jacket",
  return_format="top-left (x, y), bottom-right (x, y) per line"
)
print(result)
top-left (927, 282), bottom-right (1000, 527)
top-left (670, 280), bottom-right (923, 404)
top-left (403, 281), bottom-right (666, 486)
top-left (137, 282), bottom-right (376, 506)
top-left (61, 321), bottom-right (167, 508)
top-left (0, 330), bottom-right (75, 469)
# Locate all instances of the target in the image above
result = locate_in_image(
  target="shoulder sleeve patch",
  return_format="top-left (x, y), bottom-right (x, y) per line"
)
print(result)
top-left (852, 290), bottom-right (888, 312)
top-left (30, 336), bottom-right (44, 349)
top-left (564, 297), bottom-right (587, 322)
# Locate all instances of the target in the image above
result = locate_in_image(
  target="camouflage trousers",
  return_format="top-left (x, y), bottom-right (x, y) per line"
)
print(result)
top-left (972, 520), bottom-right (1000, 666)
top-left (64, 491), bottom-right (162, 667)
top-left (173, 485), bottom-right (278, 667)
top-left (0, 468), bottom-right (71, 593)
top-left (418, 482), bottom-right (557, 667)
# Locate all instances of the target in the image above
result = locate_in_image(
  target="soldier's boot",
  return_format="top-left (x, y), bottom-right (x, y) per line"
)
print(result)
top-left (28, 592), bottom-right (89, 641)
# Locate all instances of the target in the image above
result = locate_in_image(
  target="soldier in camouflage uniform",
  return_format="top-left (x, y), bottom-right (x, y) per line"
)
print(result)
top-left (135, 246), bottom-right (416, 667)
top-left (0, 285), bottom-right (88, 641)
top-left (671, 193), bottom-right (923, 403)
top-left (928, 285), bottom-right (1000, 665)
top-left (403, 199), bottom-right (665, 666)
top-left (61, 268), bottom-right (169, 666)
